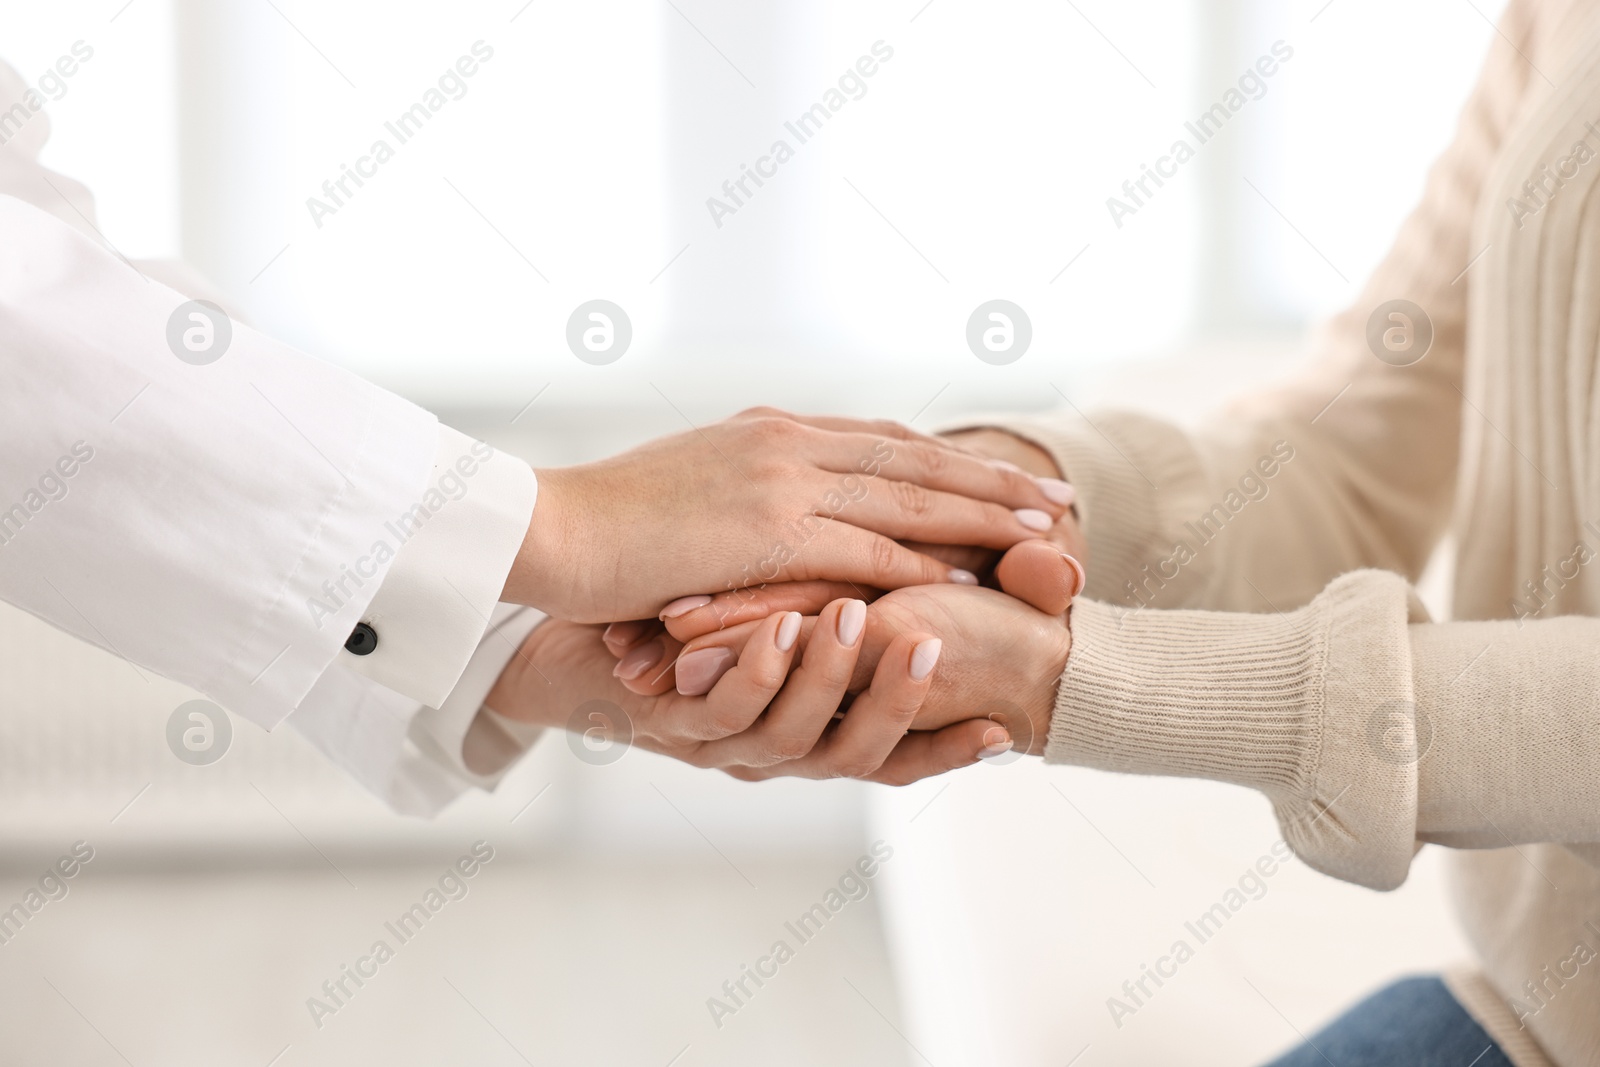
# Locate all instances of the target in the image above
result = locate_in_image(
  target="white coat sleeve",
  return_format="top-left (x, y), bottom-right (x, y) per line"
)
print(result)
top-left (0, 191), bottom-right (452, 727)
top-left (0, 56), bottom-right (546, 809)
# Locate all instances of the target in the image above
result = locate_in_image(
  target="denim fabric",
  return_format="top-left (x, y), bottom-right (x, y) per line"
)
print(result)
top-left (1259, 977), bottom-right (1514, 1067)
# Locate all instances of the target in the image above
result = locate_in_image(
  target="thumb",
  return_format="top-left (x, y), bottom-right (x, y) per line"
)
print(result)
top-left (993, 539), bottom-right (1086, 615)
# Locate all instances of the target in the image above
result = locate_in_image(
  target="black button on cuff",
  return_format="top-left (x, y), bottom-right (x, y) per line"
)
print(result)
top-left (345, 622), bottom-right (379, 656)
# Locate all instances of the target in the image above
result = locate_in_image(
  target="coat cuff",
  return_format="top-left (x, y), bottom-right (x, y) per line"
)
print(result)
top-left (286, 604), bottom-right (546, 816)
top-left (337, 425), bottom-right (536, 708)
top-left (1050, 570), bottom-right (1423, 889)
top-left (410, 604), bottom-right (546, 784)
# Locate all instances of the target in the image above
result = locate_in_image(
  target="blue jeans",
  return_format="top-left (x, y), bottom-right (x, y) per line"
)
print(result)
top-left (1259, 977), bottom-right (1513, 1067)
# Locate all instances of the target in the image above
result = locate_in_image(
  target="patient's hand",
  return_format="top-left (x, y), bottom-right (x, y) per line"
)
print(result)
top-left (911, 425), bottom-right (1084, 580)
top-left (647, 537), bottom-right (1083, 647)
top-left (608, 541), bottom-right (1078, 756)
top-left (485, 602), bottom-right (1006, 783)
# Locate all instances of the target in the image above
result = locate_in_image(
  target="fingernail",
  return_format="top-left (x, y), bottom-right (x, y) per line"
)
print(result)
top-left (602, 621), bottom-right (641, 649)
top-left (978, 727), bottom-right (1013, 758)
top-left (990, 458), bottom-right (1024, 473)
top-left (660, 595), bottom-right (713, 620)
top-left (776, 612), bottom-right (802, 652)
top-left (837, 599), bottom-right (867, 647)
top-left (1015, 508), bottom-right (1053, 532)
top-left (909, 638), bottom-right (942, 681)
top-left (675, 647), bottom-right (737, 696)
top-left (949, 569), bottom-right (979, 585)
top-left (1063, 553), bottom-right (1087, 599)
top-left (613, 639), bottom-right (664, 681)
top-left (1036, 478), bottom-right (1076, 506)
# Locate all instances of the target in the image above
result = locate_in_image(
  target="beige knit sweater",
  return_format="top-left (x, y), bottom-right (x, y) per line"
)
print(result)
top-left (995, 1), bottom-right (1600, 1062)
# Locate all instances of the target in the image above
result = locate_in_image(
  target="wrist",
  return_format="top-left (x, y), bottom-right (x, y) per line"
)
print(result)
top-left (483, 619), bottom-right (551, 726)
top-left (501, 466), bottom-right (586, 617)
top-left (959, 605), bottom-right (1070, 756)
top-left (1017, 614), bottom-right (1071, 755)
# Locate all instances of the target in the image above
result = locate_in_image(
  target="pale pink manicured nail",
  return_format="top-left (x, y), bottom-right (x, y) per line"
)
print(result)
top-left (675, 647), bottom-right (737, 696)
top-left (613, 639), bottom-right (664, 681)
top-left (949, 569), bottom-right (979, 585)
top-left (1063, 553), bottom-right (1087, 600)
top-left (660, 595), bottom-right (713, 620)
top-left (909, 639), bottom-right (942, 681)
top-left (776, 612), bottom-right (802, 652)
top-left (602, 621), bottom-right (642, 649)
top-left (1015, 508), bottom-right (1053, 532)
top-left (978, 727), bottom-right (1014, 759)
top-left (837, 600), bottom-right (867, 647)
top-left (1037, 478), bottom-right (1076, 506)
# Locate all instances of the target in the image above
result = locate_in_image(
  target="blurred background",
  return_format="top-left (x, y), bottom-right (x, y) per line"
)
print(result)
top-left (0, 0), bottom-right (1502, 1064)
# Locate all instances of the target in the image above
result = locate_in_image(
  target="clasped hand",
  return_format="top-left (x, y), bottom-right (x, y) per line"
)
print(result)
top-left (487, 411), bottom-right (1084, 785)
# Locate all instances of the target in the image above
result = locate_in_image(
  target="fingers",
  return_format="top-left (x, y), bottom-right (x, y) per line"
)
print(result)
top-left (661, 581), bottom-right (868, 642)
top-left (799, 524), bottom-right (985, 593)
top-left (941, 427), bottom-right (1068, 483)
top-left (821, 474), bottom-right (1059, 549)
top-left (723, 715), bottom-right (1018, 787)
top-left (740, 411), bottom-right (1074, 516)
top-left (676, 611), bottom-right (803, 740)
top-left (613, 631), bottom-right (684, 696)
top-left (658, 594), bottom-right (713, 622)
top-left (900, 541), bottom-right (999, 577)
top-left (649, 539), bottom-right (1004, 649)
top-left (732, 408), bottom-right (952, 450)
top-left (812, 431), bottom-right (1071, 515)
top-left (603, 618), bottom-right (660, 657)
top-left (745, 410), bottom-right (1073, 513)
top-left (864, 718), bottom-right (1014, 786)
top-left (993, 539), bottom-right (1087, 615)
top-left (674, 596), bottom-right (897, 697)
top-left (689, 598), bottom-right (867, 767)
top-left (728, 631), bottom-right (940, 780)
top-left (823, 633), bottom-right (942, 775)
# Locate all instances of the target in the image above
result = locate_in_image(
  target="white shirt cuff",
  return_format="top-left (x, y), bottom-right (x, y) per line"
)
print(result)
top-left (338, 425), bottom-right (536, 708)
top-left (410, 603), bottom-right (546, 784)
top-left (287, 604), bottom-right (547, 816)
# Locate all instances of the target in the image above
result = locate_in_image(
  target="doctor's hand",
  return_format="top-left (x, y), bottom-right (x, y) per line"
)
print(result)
top-left (498, 409), bottom-right (1073, 623)
top-left (602, 426), bottom-right (1085, 637)
top-left (484, 602), bottom-right (1003, 783)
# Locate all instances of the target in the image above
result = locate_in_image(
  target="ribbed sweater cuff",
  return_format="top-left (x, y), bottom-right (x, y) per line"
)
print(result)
top-left (1050, 597), bottom-right (1323, 798)
top-left (1050, 570), bottom-right (1421, 890)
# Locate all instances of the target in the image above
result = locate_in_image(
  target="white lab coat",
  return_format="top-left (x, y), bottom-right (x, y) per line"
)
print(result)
top-left (0, 58), bottom-right (544, 815)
